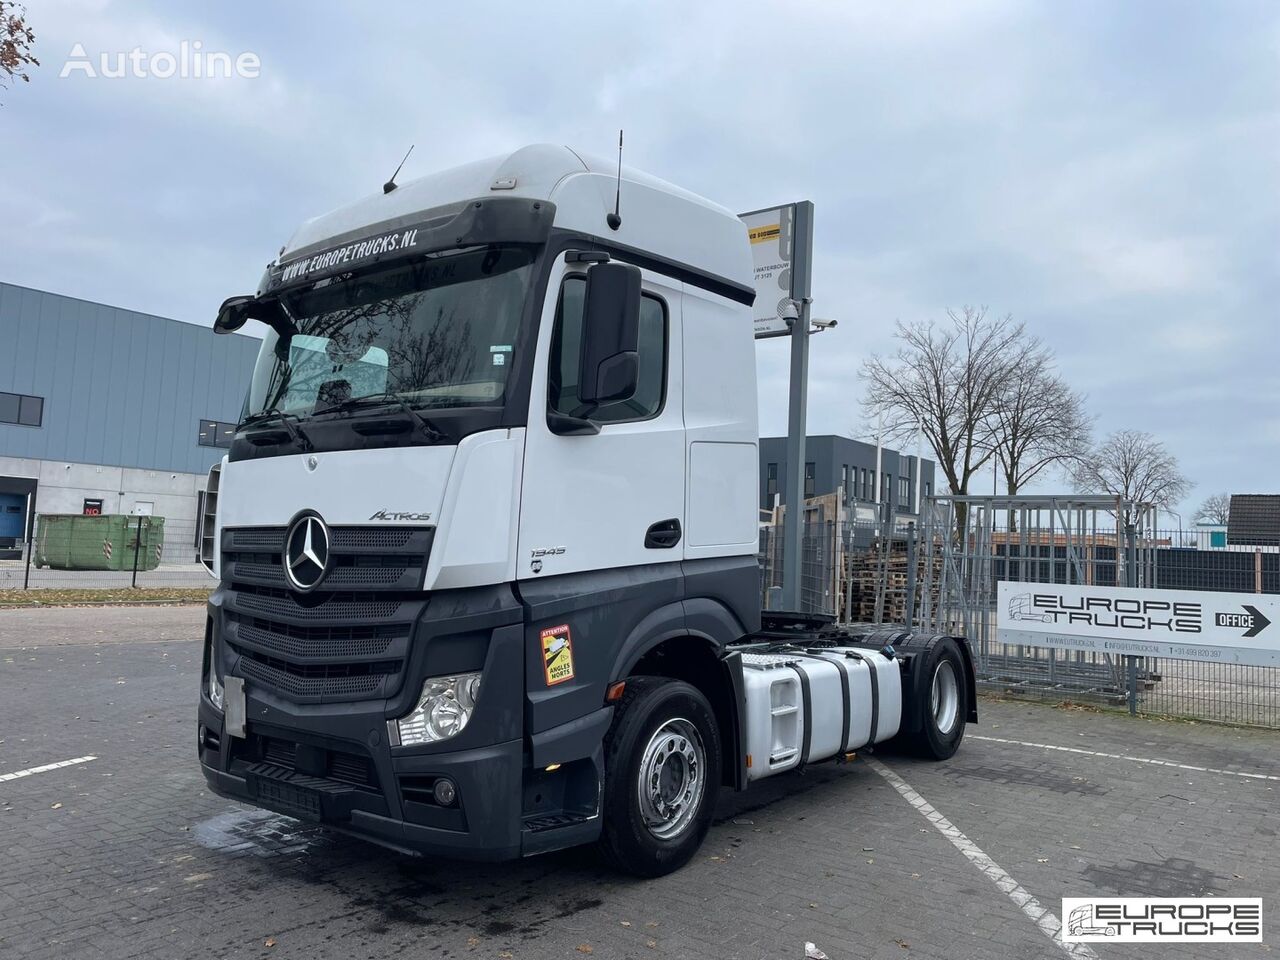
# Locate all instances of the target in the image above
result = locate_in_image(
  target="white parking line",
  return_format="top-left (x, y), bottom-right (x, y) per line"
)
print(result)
top-left (867, 757), bottom-right (1098, 960)
top-left (0, 756), bottom-right (97, 782)
top-left (971, 735), bottom-right (1280, 783)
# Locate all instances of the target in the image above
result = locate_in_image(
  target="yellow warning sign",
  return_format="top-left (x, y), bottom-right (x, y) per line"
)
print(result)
top-left (748, 223), bottom-right (781, 245)
top-left (541, 624), bottom-right (575, 686)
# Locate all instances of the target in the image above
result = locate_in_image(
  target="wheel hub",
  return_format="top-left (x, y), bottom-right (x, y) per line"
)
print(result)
top-left (931, 659), bottom-right (959, 736)
top-left (637, 718), bottom-right (705, 840)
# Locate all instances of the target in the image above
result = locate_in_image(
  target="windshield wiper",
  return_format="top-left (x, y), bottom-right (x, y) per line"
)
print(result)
top-left (238, 408), bottom-right (314, 451)
top-left (310, 394), bottom-right (449, 444)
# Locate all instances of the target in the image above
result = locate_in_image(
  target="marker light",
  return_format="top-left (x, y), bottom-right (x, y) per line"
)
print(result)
top-left (395, 673), bottom-right (482, 746)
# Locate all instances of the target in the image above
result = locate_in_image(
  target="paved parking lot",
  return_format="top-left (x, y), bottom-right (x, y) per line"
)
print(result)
top-left (1, 605), bottom-right (1276, 959)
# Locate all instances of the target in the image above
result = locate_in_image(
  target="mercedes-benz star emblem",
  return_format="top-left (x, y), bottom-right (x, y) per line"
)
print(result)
top-left (284, 514), bottom-right (330, 591)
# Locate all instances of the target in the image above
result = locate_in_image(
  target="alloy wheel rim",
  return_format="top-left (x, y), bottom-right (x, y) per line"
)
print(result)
top-left (637, 718), bottom-right (706, 840)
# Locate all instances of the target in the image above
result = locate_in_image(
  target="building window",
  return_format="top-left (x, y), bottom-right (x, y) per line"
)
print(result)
top-left (199, 418), bottom-right (236, 449)
top-left (900, 476), bottom-right (911, 506)
top-left (766, 462), bottom-right (778, 501)
top-left (882, 472), bottom-right (891, 502)
top-left (549, 277), bottom-right (667, 423)
top-left (924, 482), bottom-right (932, 499)
top-left (0, 392), bottom-right (43, 427)
top-left (804, 462), bottom-right (815, 498)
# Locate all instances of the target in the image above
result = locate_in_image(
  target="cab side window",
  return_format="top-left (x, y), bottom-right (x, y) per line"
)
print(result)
top-left (548, 275), bottom-right (667, 422)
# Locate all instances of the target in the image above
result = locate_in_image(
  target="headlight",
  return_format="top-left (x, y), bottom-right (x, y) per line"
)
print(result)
top-left (208, 669), bottom-right (224, 711)
top-left (394, 673), bottom-right (482, 746)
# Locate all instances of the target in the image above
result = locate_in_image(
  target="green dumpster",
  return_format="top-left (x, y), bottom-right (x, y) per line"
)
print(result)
top-left (34, 514), bottom-right (166, 571)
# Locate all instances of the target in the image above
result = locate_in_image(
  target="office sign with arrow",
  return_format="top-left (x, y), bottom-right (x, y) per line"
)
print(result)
top-left (996, 582), bottom-right (1280, 667)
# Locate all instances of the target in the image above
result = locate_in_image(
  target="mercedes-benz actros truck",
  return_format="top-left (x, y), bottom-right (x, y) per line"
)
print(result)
top-left (197, 144), bottom-right (975, 877)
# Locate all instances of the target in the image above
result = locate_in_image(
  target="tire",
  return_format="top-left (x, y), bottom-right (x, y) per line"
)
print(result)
top-left (597, 676), bottom-right (721, 877)
top-left (905, 638), bottom-right (968, 760)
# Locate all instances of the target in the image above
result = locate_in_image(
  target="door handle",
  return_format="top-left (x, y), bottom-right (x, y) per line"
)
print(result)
top-left (644, 518), bottom-right (682, 549)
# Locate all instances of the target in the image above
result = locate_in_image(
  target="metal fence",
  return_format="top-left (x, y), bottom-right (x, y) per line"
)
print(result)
top-left (1, 516), bottom-right (214, 593)
top-left (910, 495), bottom-right (1280, 729)
top-left (760, 495), bottom-right (1280, 729)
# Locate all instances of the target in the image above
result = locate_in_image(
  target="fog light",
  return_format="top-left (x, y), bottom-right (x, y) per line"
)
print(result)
top-left (198, 724), bottom-right (207, 750)
top-left (433, 778), bottom-right (457, 806)
top-left (208, 670), bottom-right (224, 711)
top-left (394, 673), bottom-right (482, 746)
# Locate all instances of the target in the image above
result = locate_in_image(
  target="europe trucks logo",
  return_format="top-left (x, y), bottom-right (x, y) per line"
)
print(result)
top-left (1007, 592), bottom-right (1202, 634)
top-left (1062, 898), bottom-right (1262, 942)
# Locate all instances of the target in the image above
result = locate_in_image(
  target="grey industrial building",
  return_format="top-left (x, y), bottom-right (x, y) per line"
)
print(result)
top-left (758, 434), bottom-right (937, 525)
top-left (0, 282), bottom-right (259, 560)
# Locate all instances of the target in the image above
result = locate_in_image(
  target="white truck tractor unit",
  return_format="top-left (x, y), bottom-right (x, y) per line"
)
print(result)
top-left (197, 144), bottom-right (975, 876)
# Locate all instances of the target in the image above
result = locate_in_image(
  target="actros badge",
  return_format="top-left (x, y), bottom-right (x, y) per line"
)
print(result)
top-left (369, 509), bottom-right (432, 522)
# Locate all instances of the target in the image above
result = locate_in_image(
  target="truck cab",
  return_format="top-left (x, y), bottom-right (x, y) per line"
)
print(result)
top-left (198, 144), bottom-right (973, 876)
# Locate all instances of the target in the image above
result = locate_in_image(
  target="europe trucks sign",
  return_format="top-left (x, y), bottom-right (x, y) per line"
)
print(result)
top-left (996, 581), bottom-right (1280, 667)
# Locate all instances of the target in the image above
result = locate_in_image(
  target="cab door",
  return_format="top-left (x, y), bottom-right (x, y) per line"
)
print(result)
top-left (517, 255), bottom-right (684, 581)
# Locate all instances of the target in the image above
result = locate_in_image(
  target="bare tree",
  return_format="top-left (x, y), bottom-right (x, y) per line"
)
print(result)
top-left (990, 338), bottom-right (1092, 495)
top-left (861, 306), bottom-right (1024, 532)
top-left (0, 2), bottom-right (38, 102)
top-left (1071, 429), bottom-right (1190, 526)
top-left (1195, 492), bottom-right (1230, 525)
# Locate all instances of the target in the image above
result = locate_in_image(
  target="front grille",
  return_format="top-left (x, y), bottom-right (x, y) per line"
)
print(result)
top-left (229, 614), bottom-right (405, 661)
top-left (237, 651), bottom-right (395, 699)
top-left (218, 524), bottom-right (431, 704)
top-left (234, 588), bottom-right (406, 622)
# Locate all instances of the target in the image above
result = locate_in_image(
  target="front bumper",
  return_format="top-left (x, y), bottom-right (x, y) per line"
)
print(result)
top-left (197, 685), bottom-right (611, 862)
top-left (199, 693), bottom-right (527, 860)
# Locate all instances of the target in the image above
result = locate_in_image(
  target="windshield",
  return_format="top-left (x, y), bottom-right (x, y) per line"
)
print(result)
top-left (245, 244), bottom-right (535, 420)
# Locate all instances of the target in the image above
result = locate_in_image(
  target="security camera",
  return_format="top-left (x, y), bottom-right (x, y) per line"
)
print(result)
top-left (812, 318), bottom-right (838, 330)
top-left (777, 299), bottom-right (800, 323)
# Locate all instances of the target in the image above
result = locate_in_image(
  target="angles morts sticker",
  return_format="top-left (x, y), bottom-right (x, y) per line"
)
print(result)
top-left (540, 624), bottom-right (575, 686)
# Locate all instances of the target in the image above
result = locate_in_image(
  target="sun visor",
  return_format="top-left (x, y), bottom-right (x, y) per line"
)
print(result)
top-left (264, 196), bottom-right (555, 294)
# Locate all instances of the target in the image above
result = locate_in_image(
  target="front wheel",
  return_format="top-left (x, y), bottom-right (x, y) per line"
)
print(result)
top-left (597, 677), bottom-right (721, 877)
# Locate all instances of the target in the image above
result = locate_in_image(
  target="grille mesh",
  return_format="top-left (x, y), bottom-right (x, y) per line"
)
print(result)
top-left (227, 528), bottom-right (285, 550)
top-left (236, 591), bottom-right (404, 621)
top-left (233, 619), bottom-right (401, 660)
top-left (332, 528), bottom-right (416, 549)
top-left (237, 651), bottom-right (392, 699)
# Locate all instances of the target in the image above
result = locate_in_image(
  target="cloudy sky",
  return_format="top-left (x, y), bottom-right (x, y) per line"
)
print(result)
top-left (5, 0), bottom-right (1277, 518)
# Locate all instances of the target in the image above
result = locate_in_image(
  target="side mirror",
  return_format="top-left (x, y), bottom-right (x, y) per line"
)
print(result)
top-left (577, 262), bottom-right (642, 406)
top-left (214, 296), bottom-right (254, 334)
top-left (214, 295), bottom-right (296, 339)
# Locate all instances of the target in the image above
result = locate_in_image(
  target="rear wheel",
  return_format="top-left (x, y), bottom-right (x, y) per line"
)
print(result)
top-left (597, 677), bottom-right (721, 877)
top-left (904, 638), bottom-right (968, 760)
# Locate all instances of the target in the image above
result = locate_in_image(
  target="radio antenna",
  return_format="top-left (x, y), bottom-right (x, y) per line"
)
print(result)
top-left (383, 144), bottom-right (414, 194)
top-left (606, 130), bottom-right (623, 230)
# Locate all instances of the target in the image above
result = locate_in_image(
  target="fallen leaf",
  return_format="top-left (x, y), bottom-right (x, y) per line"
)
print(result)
top-left (50, 802), bottom-right (62, 810)
top-left (895, 938), bottom-right (911, 949)
top-left (576, 946), bottom-right (593, 954)
top-left (646, 941), bottom-right (657, 949)
top-left (264, 938), bottom-right (276, 948)
top-left (498, 953), bottom-right (513, 959)
top-left (620, 921), bottom-right (631, 927)
top-left (466, 936), bottom-right (480, 948)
